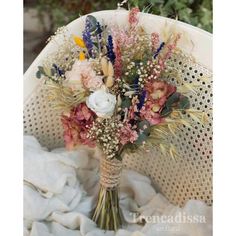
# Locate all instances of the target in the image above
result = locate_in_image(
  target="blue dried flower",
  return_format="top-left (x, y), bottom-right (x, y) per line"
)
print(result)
top-left (85, 17), bottom-right (92, 31)
top-left (154, 42), bottom-right (165, 59)
top-left (133, 76), bottom-right (140, 91)
top-left (137, 90), bottom-right (146, 110)
top-left (106, 35), bottom-right (116, 64)
top-left (96, 22), bottom-right (102, 39)
top-left (53, 64), bottom-right (64, 77)
top-left (82, 18), bottom-right (94, 57)
top-left (83, 30), bottom-right (93, 57)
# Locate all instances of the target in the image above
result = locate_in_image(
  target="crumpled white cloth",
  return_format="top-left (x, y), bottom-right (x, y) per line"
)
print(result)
top-left (24, 136), bottom-right (212, 236)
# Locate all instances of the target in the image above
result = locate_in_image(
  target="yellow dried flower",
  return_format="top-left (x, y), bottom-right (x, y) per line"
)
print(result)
top-left (79, 52), bottom-right (86, 61)
top-left (73, 35), bottom-right (86, 48)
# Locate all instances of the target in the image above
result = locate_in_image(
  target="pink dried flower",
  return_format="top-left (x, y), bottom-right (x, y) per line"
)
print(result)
top-left (140, 101), bottom-right (164, 125)
top-left (114, 40), bottom-right (122, 79)
top-left (112, 28), bottom-right (137, 47)
top-left (126, 96), bottom-right (140, 121)
top-left (145, 80), bottom-right (176, 106)
top-left (61, 103), bottom-right (96, 149)
top-left (74, 103), bottom-right (94, 122)
top-left (128, 7), bottom-right (140, 27)
top-left (162, 33), bottom-right (181, 61)
top-left (61, 118), bottom-right (79, 150)
top-left (141, 80), bottom-right (176, 125)
top-left (65, 60), bottom-right (103, 91)
top-left (157, 58), bottom-right (165, 71)
top-left (119, 123), bottom-right (138, 145)
top-left (151, 32), bottom-right (159, 52)
top-left (83, 75), bottom-right (103, 90)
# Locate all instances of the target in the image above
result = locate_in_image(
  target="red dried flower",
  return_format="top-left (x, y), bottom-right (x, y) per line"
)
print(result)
top-left (114, 40), bottom-right (122, 79)
top-left (128, 7), bottom-right (140, 27)
top-left (151, 32), bottom-right (160, 52)
top-left (141, 81), bottom-right (176, 124)
top-left (119, 123), bottom-right (138, 145)
top-left (61, 103), bottom-right (96, 149)
top-left (140, 101), bottom-right (164, 125)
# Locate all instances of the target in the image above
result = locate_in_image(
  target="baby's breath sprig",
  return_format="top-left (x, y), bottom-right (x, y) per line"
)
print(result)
top-left (43, 34), bottom-right (82, 73)
top-left (121, 61), bottom-right (148, 96)
top-left (88, 118), bottom-right (123, 159)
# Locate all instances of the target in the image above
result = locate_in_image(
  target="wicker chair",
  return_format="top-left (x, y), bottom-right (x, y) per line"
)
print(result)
top-left (23, 10), bottom-right (212, 207)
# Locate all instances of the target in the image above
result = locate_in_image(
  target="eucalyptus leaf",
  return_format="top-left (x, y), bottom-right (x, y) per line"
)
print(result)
top-left (135, 133), bottom-right (148, 145)
top-left (121, 98), bottom-right (131, 109)
top-left (125, 143), bottom-right (139, 153)
top-left (166, 92), bottom-right (180, 107)
top-left (86, 15), bottom-right (98, 32)
top-left (160, 106), bottom-right (172, 117)
top-left (36, 70), bottom-right (41, 79)
top-left (178, 96), bottom-right (190, 110)
top-left (138, 120), bottom-right (151, 135)
top-left (38, 66), bottom-right (45, 75)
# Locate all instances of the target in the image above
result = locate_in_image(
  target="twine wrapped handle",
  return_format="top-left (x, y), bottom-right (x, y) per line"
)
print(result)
top-left (100, 158), bottom-right (123, 188)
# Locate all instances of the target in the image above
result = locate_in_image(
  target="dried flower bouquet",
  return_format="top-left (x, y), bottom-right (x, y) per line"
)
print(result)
top-left (35, 8), bottom-right (207, 231)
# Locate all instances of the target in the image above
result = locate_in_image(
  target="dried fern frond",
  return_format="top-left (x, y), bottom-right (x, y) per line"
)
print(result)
top-left (124, 109), bottom-right (207, 160)
top-left (43, 28), bottom-right (81, 72)
top-left (134, 108), bottom-right (209, 160)
top-left (185, 109), bottom-right (209, 124)
top-left (171, 109), bottom-right (209, 125)
top-left (150, 117), bottom-right (188, 140)
top-left (169, 144), bottom-right (180, 161)
top-left (46, 83), bottom-right (87, 112)
top-left (161, 66), bottom-right (182, 84)
top-left (145, 138), bottom-right (181, 161)
top-left (177, 82), bottom-right (201, 94)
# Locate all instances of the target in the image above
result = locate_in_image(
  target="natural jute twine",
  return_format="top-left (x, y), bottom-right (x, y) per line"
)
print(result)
top-left (100, 158), bottom-right (123, 188)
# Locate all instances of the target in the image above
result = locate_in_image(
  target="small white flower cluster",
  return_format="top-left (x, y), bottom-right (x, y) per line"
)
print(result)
top-left (146, 60), bottom-right (162, 80)
top-left (122, 34), bottom-right (152, 64)
top-left (88, 118), bottom-right (123, 159)
top-left (43, 35), bottom-right (80, 74)
top-left (122, 61), bottom-right (150, 98)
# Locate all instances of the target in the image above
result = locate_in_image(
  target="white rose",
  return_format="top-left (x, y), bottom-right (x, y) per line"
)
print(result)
top-left (86, 90), bottom-right (116, 118)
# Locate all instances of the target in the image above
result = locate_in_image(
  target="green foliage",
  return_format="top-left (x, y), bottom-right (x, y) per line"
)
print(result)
top-left (131, 0), bottom-right (212, 32)
top-left (121, 97), bottom-right (131, 108)
top-left (36, 66), bottom-right (45, 79)
top-left (86, 15), bottom-right (99, 32)
top-left (138, 120), bottom-right (151, 135)
top-left (165, 92), bottom-right (180, 107)
top-left (36, 70), bottom-right (41, 79)
top-left (135, 132), bottom-right (148, 144)
top-left (178, 96), bottom-right (190, 109)
top-left (160, 105), bottom-right (172, 117)
top-left (34, 0), bottom-right (212, 33)
top-left (35, 0), bottom-right (117, 32)
top-left (161, 93), bottom-right (190, 117)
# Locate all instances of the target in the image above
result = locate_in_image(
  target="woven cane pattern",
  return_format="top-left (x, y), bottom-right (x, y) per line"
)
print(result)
top-left (24, 85), bottom-right (64, 150)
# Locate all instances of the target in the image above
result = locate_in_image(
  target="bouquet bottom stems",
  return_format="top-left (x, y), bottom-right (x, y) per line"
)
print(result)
top-left (92, 157), bottom-right (123, 231)
top-left (92, 186), bottom-right (122, 231)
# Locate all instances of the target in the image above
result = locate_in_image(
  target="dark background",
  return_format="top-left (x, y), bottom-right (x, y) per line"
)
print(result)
top-left (24, 0), bottom-right (212, 72)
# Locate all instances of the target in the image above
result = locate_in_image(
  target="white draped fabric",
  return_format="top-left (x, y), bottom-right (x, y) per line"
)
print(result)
top-left (24, 136), bottom-right (212, 236)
